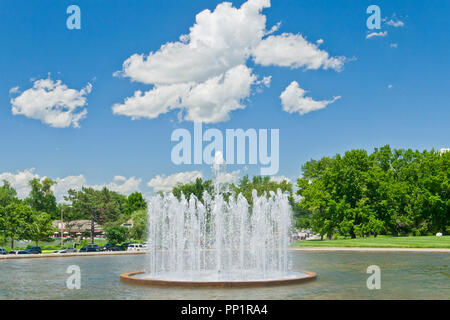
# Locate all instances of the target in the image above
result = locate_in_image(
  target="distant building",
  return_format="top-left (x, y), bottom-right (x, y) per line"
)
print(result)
top-left (439, 148), bottom-right (450, 154)
top-left (121, 219), bottom-right (134, 228)
top-left (52, 219), bottom-right (104, 239)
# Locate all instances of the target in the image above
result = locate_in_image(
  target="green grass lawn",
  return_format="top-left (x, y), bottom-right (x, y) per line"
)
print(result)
top-left (292, 235), bottom-right (450, 248)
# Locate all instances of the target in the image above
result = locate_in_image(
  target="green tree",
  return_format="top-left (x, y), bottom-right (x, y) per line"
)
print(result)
top-left (28, 212), bottom-right (56, 246)
top-left (231, 175), bottom-right (293, 206)
top-left (104, 225), bottom-right (128, 245)
top-left (297, 146), bottom-right (450, 238)
top-left (65, 187), bottom-right (126, 243)
top-left (129, 209), bottom-right (147, 241)
top-left (125, 192), bottom-right (147, 215)
top-left (26, 178), bottom-right (58, 219)
top-left (0, 202), bottom-right (33, 248)
top-left (172, 178), bottom-right (214, 203)
top-left (0, 181), bottom-right (18, 208)
top-left (58, 203), bottom-right (87, 221)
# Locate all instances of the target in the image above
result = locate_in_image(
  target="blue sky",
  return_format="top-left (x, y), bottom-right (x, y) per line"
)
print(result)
top-left (0, 0), bottom-right (449, 199)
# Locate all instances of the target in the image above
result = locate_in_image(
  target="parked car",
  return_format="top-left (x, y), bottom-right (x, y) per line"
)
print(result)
top-left (9, 250), bottom-right (31, 255)
top-left (27, 246), bottom-right (42, 254)
top-left (119, 242), bottom-right (132, 251)
top-left (79, 244), bottom-right (99, 252)
top-left (99, 243), bottom-right (113, 252)
top-left (0, 248), bottom-right (8, 255)
top-left (54, 247), bottom-right (77, 254)
top-left (127, 243), bottom-right (146, 252)
top-left (100, 244), bottom-right (123, 252)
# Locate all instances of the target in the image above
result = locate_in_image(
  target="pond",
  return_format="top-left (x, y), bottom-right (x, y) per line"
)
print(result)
top-left (0, 251), bottom-right (448, 299)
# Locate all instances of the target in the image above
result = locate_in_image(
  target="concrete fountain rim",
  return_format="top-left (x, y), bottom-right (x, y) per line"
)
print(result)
top-left (120, 270), bottom-right (317, 288)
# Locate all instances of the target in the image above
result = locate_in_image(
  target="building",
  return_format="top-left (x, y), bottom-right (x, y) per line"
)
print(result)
top-left (52, 220), bottom-right (104, 239)
top-left (121, 219), bottom-right (134, 228)
top-left (439, 148), bottom-right (450, 154)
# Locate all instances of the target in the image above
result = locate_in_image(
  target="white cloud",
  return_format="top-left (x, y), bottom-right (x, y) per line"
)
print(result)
top-left (93, 176), bottom-right (142, 195)
top-left (113, 0), bottom-right (345, 123)
top-left (182, 65), bottom-right (256, 122)
top-left (9, 86), bottom-right (20, 94)
top-left (112, 83), bottom-right (191, 120)
top-left (113, 65), bottom-right (256, 123)
top-left (0, 169), bottom-right (141, 201)
top-left (280, 81), bottom-right (341, 115)
top-left (252, 33), bottom-right (345, 71)
top-left (386, 19), bottom-right (404, 28)
top-left (117, 0), bottom-right (269, 85)
top-left (10, 77), bottom-right (92, 128)
top-left (0, 168), bottom-right (40, 198)
top-left (259, 76), bottom-right (272, 88)
top-left (265, 21), bottom-right (281, 36)
top-left (388, 84), bottom-right (393, 89)
top-left (366, 31), bottom-right (388, 39)
top-left (390, 43), bottom-right (398, 48)
top-left (270, 175), bottom-right (291, 183)
top-left (53, 175), bottom-right (87, 199)
top-left (147, 171), bottom-right (203, 192)
top-left (216, 170), bottom-right (240, 184)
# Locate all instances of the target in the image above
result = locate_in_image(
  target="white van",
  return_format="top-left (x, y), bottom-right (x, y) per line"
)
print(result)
top-left (127, 243), bottom-right (146, 252)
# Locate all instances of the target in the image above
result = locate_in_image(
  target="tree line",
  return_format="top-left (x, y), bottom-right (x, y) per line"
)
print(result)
top-left (0, 178), bottom-right (148, 248)
top-left (1, 145), bottom-right (448, 248)
top-left (295, 146), bottom-right (449, 239)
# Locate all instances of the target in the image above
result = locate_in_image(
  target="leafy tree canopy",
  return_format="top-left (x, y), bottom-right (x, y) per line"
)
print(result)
top-left (297, 146), bottom-right (450, 238)
top-left (26, 178), bottom-right (58, 219)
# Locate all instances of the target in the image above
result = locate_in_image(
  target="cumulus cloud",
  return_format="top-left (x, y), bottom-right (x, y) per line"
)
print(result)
top-left (366, 31), bottom-right (388, 39)
top-left (113, 0), bottom-right (344, 123)
top-left (280, 81), bottom-right (340, 115)
top-left (112, 83), bottom-right (191, 120)
top-left (53, 175), bottom-right (87, 198)
top-left (216, 170), bottom-right (240, 184)
top-left (183, 65), bottom-right (256, 122)
top-left (117, 0), bottom-right (268, 85)
top-left (0, 168), bottom-right (40, 198)
top-left (10, 77), bottom-right (92, 128)
top-left (113, 65), bottom-right (256, 123)
top-left (91, 176), bottom-right (142, 195)
top-left (252, 33), bottom-right (345, 71)
top-left (147, 171), bottom-right (203, 192)
top-left (0, 169), bottom-right (141, 201)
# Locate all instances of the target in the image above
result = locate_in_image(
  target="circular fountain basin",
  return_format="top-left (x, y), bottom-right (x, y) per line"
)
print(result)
top-left (120, 270), bottom-right (317, 288)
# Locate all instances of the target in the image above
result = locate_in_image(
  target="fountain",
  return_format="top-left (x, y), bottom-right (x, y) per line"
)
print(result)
top-left (121, 153), bottom-right (316, 287)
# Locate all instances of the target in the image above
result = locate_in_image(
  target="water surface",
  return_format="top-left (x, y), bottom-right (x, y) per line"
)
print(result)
top-left (0, 251), bottom-right (448, 299)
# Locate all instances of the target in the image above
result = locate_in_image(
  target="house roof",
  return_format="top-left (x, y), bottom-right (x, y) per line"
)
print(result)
top-left (52, 220), bottom-right (103, 233)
